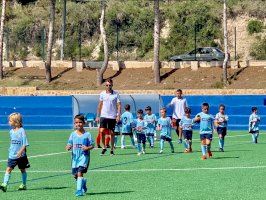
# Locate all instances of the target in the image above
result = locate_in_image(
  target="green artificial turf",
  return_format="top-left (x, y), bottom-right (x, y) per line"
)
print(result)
top-left (0, 130), bottom-right (265, 200)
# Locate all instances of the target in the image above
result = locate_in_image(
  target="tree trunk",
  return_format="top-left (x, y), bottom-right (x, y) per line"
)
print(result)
top-left (0, 0), bottom-right (6, 80)
top-left (45, 0), bottom-right (55, 83)
top-left (153, 0), bottom-right (160, 83)
top-left (222, 0), bottom-right (229, 86)
top-left (97, 0), bottom-right (109, 86)
top-left (60, 0), bottom-right (66, 61)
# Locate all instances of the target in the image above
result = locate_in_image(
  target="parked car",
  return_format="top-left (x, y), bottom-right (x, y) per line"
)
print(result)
top-left (169, 47), bottom-right (225, 61)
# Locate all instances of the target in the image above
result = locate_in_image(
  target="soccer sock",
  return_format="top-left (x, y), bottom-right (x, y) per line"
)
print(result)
top-left (137, 143), bottom-right (141, 152)
top-left (187, 140), bottom-right (190, 149)
top-left (3, 173), bottom-right (10, 185)
top-left (121, 135), bottom-right (125, 147)
top-left (82, 178), bottom-right (87, 189)
top-left (150, 136), bottom-right (154, 147)
top-left (96, 133), bottom-right (101, 145)
top-left (201, 145), bottom-right (206, 155)
top-left (114, 136), bottom-right (118, 147)
top-left (183, 140), bottom-right (188, 149)
top-left (189, 141), bottom-right (192, 149)
top-left (142, 143), bottom-right (146, 151)
top-left (251, 134), bottom-right (256, 143)
top-left (160, 139), bottom-right (164, 150)
top-left (169, 141), bottom-right (174, 151)
top-left (147, 136), bottom-right (151, 145)
top-left (130, 137), bottom-right (135, 147)
top-left (21, 172), bottom-right (27, 185)
top-left (221, 139), bottom-right (224, 149)
top-left (77, 177), bottom-right (83, 191)
top-left (206, 144), bottom-right (211, 152)
top-left (219, 138), bottom-right (223, 148)
top-left (105, 137), bottom-right (110, 146)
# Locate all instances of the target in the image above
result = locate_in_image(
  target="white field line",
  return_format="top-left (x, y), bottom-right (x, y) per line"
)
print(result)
top-left (0, 151), bottom-right (69, 163)
top-left (1, 165), bottom-right (266, 173)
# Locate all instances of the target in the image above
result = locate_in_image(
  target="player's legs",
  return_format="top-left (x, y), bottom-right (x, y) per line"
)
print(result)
top-left (0, 167), bottom-right (13, 192)
top-left (129, 135), bottom-right (135, 147)
top-left (206, 138), bottom-right (212, 158)
top-left (100, 128), bottom-right (106, 149)
top-left (110, 131), bottom-right (115, 154)
top-left (255, 131), bottom-right (259, 143)
top-left (166, 137), bottom-right (174, 153)
top-left (136, 134), bottom-right (142, 155)
top-left (200, 138), bottom-right (207, 159)
top-left (142, 134), bottom-right (146, 154)
top-left (76, 172), bottom-right (84, 196)
top-left (96, 131), bottom-right (102, 148)
top-left (121, 134), bottom-right (125, 148)
top-left (149, 134), bottom-right (154, 148)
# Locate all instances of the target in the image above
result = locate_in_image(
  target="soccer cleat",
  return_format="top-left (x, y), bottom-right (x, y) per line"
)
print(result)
top-left (121, 146), bottom-right (126, 149)
top-left (110, 150), bottom-right (115, 156)
top-left (18, 184), bottom-right (27, 191)
top-left (75, 190), bottom-right (84, 197)
top-left (82, 179), bottom-right (87, 193)
top-left (100, 148), bottom-right (107, 156)
top-left (208, 151), bottom-right (213, 158)
top-left (159, 150), bottom-right (163, 154)
top-left (106, 145), bottom-right (111, 148)
top-left (219, 148), bottom-right (224, 152)
top-left (0, 183), bottom-right (7, 192)
top-left (171, 150), bottom-right (174, 153)
top-left (137, 152), bottom-right (142, 156)
top-left (201, 155), bottom-right (207, 160)
top-left (189, 148), bottom-right (193, 152)
top-left (97, 145), bottom-right (102, 149)
top-left (184, 149), bottom-right (190, 153)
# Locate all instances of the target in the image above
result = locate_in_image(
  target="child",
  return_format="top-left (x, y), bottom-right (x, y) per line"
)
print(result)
top-left (121, 104), bottom-right (135, 149)
top-left (96, 128), bottom-right (110, 148)
top-left (194, 103), bottom-right (215, 160)
top-left (144, 106), bottom-right (157, 148)
top-left (249, 107), bottom-right (260, 144)
top-left (179, 107), bottom-right (194, 153)
top-left (0, 113), bottom-right (30, 192)
top-left (133, 109), bottom-right (146, 156)
top-left (215, 104), bottom-right (229, 152)
top-left (66, 114), bottom-right (94, 197)
top-left (114, 120), bottom-right (121, 148)
top-left (157, 108), bottom-right (174, 154)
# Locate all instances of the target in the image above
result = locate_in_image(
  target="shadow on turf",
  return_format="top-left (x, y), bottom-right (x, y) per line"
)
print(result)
top-left (212, 156), bottom-right (240, 160)
top-left (88, 190), bottom-right (134, 196)
top-left (7, 186), bottom-right (69, 193)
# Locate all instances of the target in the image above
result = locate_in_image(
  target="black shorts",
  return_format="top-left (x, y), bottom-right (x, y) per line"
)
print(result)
top-left (200, 134), bottom-right (213, 140)
top-left (172, 118), bottom-right (181, 129)
top-left (249, 130), bottom-right (259, 134)
top-left (217, 127), bottom-right (227, 136)
top-left (122, 132), bottom-right (133, 136)
top-left (114, 132), bottom-right (120, 136)
top-left (160, 136), bottom-right (172, 142)
top-left (146, 133), bottom-right (155, 137)
top-left (183, 130), bottom-right (193, 140)
top-left (136, 134), bottom-right (146, 143)
top-left (72, 166), bottom-right (88, 176)
top-left (100, 117), bottom-right (116, 132)
top-left (8, 156), bottom-right (30, 169)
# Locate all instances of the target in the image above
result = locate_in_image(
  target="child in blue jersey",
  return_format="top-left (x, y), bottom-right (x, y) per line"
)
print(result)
top-left (179, 107), bottom-right (194, 153)
top-left (194, 103), bottom-right (215, 160)
top-left (249, 107), bottom-right (260, 144)
top-left (215, 104), bottom-right (229, 152)
top-left (133, 109), bottom-right (146, 156)
top-left (157, 108), bottom-right (174, 154)
top-left (0, 113), bottom-right (30, 192)
top-left (66, 114), bottom-right (94, 197)
top-left (121, 104), bottom-right (135, 149)
top-left (114, 121), bottom-right (121, 148)
top-left (144, 106), bottom-right (157, 148)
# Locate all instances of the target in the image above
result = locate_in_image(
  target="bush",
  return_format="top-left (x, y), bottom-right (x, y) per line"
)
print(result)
top-left (247, 20), bottom-right (264, 35)
top-left (250, 36), bottom-right (266, 60)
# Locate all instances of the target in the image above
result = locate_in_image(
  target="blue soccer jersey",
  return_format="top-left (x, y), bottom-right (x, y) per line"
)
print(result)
top-left (9, 128), bottom-right (29, 159)
top-left (215, 113), bottom-right (229, 128)
top-left (157, 117), bottom-right (172, 138)
top-left (195, 112), bottom-right (215, 135)
top-left (67, 131), bottom-right (94, 169)
top-left (249, 113), bottom-right (260, 132)
top-left (114, 121), bottom-right (121, 133)
top-left (144, 114), bottom-right (157, 134)
top-left (121, 111), bottom-right (134, 133)
top-left (179, 116), bottom-right (194, 131)
top-left (133, 118), bottom-right (146, 134)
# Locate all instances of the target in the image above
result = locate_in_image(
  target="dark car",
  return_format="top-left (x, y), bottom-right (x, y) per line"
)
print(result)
top-left (169, 47), bottom-right (225, 61)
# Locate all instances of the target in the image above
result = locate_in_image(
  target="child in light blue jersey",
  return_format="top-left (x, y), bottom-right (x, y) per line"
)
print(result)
top-left (121, 104), bottom-right (135, 149)
top-left (179, 107), bottom-right (194, 153)
top-left (144, 106), bottom-right (157, 148)
top-left (249, 107), bottom-right (260, 144)
top-left (215, 104), bottom-right (229, 152)
top-left (66, 115), bottom-right (94, 197)
top-left (0, 113), bottom-right (30, 192)
top-left (194, 103), bottom-right (215, 160)
top-left (157, 108), bottom-right (174, 154)
top-left (114, 121), bottom-right (121, 148)
top-left (133, 109), bottom-right (146, 156)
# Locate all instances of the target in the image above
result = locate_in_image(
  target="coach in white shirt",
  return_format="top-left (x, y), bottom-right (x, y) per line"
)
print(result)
top-left (168, 89), bottom-right (188, 143)
top-left (96, 78), bottom-right (121, 156)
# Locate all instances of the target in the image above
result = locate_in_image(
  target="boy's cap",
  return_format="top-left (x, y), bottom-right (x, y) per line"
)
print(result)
top-left (145, 106), bottom-right (151, 110)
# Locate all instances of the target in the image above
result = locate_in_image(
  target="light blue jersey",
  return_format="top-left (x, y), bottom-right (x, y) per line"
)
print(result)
top-left (67, 131), bottom-right (94, 169)
top-left (249, 113), bottom-right (260, 132)
top-left (121, 111), bottom-right (134, 133)
top-left (144, 114), bottom-right (157, 134)
top-left (196, 112), bottom-right (215, 135)
top-left (179, 116), bottom-right (194, 131)
top-left (9, 128), bottom-right (29, 159)
top-left (133, 118), bottom-right (146, 134)
top-left (215, 113), bottom-right (229, 128)
top-left (157, 117), bottom-right (172, 138)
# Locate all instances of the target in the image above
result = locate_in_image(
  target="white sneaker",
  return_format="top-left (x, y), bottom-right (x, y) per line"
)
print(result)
top-left (137, 152), bottom-right (141, 156)
top-left (142, 150), bottom-right (146, 154)
top-left (159, 150), bottom-right (163, 154)
top-left (121, 146), bottom-right (126, 149)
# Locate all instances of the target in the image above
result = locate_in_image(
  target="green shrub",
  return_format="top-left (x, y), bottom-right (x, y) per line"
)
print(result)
top-left (250, 36), bottom-right (266, 60)
top-left (247, 20), bottom-right (264, 35)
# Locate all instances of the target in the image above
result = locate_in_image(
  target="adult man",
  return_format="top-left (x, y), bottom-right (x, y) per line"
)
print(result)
top-left (168, 89), bottom-right (188, 143)
top-left (96, 78), bottom-right (121, 156)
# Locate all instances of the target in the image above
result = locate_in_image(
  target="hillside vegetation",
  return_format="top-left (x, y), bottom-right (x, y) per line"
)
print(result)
top-left (4, 0), bottom-right (266, 61)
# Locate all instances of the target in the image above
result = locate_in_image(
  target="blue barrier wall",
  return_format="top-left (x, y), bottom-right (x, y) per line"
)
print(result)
top-left (161, 95), bottom-right (266, 130)
top-left (0, 96), bottom-right (73, 129)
